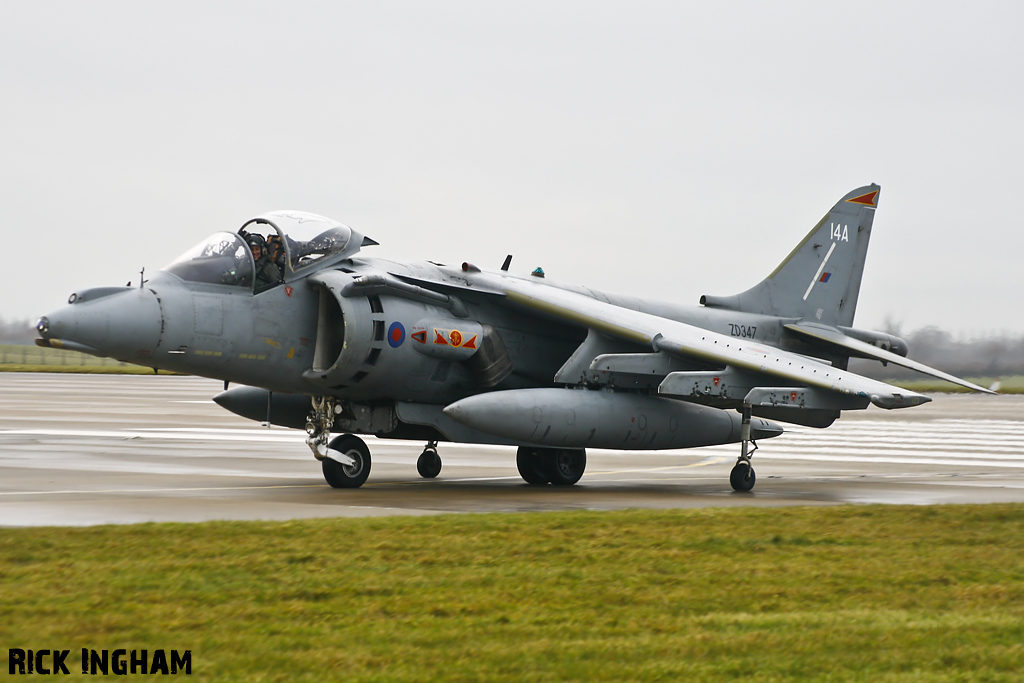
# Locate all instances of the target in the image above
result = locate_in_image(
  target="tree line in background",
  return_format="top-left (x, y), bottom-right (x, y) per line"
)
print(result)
top-left (850, 327), bottom-right (1024, 380)
top-left (0, 317), bottom-right (35, 345)
top-left (2, 315), bottom-right (1022, 377)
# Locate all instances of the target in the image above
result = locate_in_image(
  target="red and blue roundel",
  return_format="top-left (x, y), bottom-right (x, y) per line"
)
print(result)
top-left (387, 321), bottom-right (406, 348)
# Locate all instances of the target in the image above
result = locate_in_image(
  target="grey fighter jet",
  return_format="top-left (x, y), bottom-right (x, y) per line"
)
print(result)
top-left (35, 185), bottom-right (994, 491)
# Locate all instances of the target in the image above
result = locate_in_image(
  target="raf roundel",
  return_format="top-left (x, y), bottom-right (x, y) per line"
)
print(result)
top-left (387, 321), bottom-right (406, 348)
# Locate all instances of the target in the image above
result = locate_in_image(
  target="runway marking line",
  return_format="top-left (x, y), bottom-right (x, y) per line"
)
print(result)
top-left (0, 457), bottom-right (732, 496)
top-left (0, 484), bottom-right (328, 497)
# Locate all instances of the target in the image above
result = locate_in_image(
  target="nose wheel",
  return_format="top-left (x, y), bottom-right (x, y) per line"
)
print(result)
top-left (730, 404), bottom-right (757, 493)
top-left (322, 434), bottom-right (372, 488)
top-left (306, 396), bottom-right (372, 489)
top-left (417, 441), bottom-right (442, 479)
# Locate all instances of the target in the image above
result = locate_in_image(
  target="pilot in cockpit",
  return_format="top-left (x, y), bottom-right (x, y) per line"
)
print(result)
top-left (246, 234), bottom-right (283, 289)
top-left (266, 234), bottom-right (287, 273)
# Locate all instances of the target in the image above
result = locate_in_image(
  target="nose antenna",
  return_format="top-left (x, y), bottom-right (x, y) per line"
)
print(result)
top-left (139, 267), bottom-right (146, 288)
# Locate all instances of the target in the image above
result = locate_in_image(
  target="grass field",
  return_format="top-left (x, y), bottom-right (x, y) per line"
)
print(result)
top-left (882, 375), bottom-right (1024, 394)
top-left (0, 344), bottom-right (171, 374)
top-left (2, 506), bottom-right (1023, 681)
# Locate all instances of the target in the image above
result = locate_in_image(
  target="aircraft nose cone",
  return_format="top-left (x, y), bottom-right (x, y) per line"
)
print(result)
top-left (39, 287), bottom-right (162, 362)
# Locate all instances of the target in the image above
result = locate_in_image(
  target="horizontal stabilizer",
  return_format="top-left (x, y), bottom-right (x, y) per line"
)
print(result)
top-left (785, 322), bottom-right (997, 394)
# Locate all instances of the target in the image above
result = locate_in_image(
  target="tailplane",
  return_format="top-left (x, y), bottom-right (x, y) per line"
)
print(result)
top-left (700, 184), bottom-right (879, 327)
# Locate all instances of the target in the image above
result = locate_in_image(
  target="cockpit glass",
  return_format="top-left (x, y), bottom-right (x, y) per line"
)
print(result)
top-left (163, 232), bottom-right (254, 288)
top-left (284, 225), bottom-right (352, 272)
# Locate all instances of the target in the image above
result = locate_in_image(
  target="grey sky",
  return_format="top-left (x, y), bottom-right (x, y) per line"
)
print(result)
top-left (3, 1), bottom-right (1022, 335)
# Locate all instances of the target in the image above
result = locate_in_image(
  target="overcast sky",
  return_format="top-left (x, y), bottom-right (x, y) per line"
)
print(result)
top-left (3, 1), bottom-right (1022, 336)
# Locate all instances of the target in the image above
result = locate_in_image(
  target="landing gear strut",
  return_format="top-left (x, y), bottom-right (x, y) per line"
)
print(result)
top-left (305, 396), bottom-right (339, 460)
top-left (517, 446), bottom-right (587, 486)
top-left (730, 404), bottom-right (757, 492)
top-left (417, 440), bottom-right (442, 479)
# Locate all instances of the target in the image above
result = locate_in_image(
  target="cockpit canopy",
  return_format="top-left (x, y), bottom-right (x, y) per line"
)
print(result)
top-left (164, 232), bottom-right (254, 288)
top-left (163, 211), bottom-right (376, 289)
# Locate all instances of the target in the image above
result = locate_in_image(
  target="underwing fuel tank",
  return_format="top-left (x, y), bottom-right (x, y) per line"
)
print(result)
top-left (443, 388), bottom-right (783, 450)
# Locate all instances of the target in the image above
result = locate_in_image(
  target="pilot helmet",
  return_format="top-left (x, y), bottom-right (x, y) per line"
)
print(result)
top-left (247, 234), bottom-right (266, 250)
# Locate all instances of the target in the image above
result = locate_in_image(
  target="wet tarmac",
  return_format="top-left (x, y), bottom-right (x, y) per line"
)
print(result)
top-left (1, 373), bottom-right (1022, 526)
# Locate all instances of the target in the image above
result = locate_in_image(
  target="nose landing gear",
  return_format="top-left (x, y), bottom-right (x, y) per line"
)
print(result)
top-left (322, 434), bottom-right (372, 488)
top-left (306, 396), bottom-right (372, 488)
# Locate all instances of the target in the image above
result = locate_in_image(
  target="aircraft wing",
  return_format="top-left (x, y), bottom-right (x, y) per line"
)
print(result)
top-left (784, 322), bottom-right (996, 394)
top-left (490, 274), bottom-right (934, 410)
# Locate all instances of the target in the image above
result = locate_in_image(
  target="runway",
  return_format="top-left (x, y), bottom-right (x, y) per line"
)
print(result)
top-left (1, 373), bottom-right (1022, 526)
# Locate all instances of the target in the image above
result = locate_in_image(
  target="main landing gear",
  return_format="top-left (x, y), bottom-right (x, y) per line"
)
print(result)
top-left (517, 446), bottom-right (587, 486)
top-left (417, 441), bottom-right (442, 479)
top-left (730, 404), bottom-right (757, 493)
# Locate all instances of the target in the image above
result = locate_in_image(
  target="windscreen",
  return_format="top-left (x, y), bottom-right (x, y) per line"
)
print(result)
top-left (163, 232), bottom-right (254, 288)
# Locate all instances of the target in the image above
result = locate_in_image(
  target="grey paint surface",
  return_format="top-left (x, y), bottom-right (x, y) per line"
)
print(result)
top-left (1, 374), bottom-right (1022, 527)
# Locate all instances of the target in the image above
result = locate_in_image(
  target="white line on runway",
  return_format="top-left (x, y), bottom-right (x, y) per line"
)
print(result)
top-left (0, 483), bottom-right (326, 496)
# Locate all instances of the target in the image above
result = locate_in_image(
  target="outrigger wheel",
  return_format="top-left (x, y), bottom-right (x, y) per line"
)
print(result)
top-left (417, 441), bottom-right (442, 479)
top-left (322, 434), bottom-right (372, 489)
top-left (730, 403), bottom-right (757, 492)
top-left (730, 460), bottom-right (756, 492)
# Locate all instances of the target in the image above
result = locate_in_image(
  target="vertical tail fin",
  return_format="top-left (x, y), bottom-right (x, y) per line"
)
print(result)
top-left (700, 184), bottom-right (879, 327)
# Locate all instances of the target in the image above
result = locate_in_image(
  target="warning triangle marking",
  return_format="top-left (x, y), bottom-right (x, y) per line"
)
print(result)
top-left (846, 190), bottom-right (878, 206)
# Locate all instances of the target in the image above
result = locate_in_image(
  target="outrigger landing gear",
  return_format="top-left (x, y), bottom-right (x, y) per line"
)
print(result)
top-left (730, 404), bottom-right (757, 492)
top-left (306, 396), bottom-right (372, 489)
top-left (417, 440), bottom-right (442, 479)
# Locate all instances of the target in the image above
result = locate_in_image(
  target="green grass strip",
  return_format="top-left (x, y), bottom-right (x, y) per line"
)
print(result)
top-left (890, 375), bottom-right (1024, 394)
top-left (0, 344), bottom-right (175, 374)
top-left (2, 505), bottom-right (1023, 681)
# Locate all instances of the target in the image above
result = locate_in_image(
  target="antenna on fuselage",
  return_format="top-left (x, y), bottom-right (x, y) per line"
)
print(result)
top-left (501, 255), bottom-right (512, 271)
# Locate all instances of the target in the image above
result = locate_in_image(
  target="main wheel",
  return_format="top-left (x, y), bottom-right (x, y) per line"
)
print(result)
top-left (544, 448), bottom-right (586, 486)
top-left (516, 447), bottom-right (550, 485)
top-left (729, 461), bottom-right (755, 492)
top-left (322, 434), bottom-right (371, 489)
top-left (417, 448), bottom-right (442, 479)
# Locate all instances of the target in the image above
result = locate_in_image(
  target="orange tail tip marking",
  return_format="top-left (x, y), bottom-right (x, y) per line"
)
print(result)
top-left (846, 190), bottom-right (878, 206)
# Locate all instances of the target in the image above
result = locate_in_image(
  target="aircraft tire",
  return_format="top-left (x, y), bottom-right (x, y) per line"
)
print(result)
top-left (416, 448), bottom-right (442, 479)
top-left (516, 447), bottom-right (550, 485)
top-left (322, 434), bottom-right (372, 489)
top-left (544, 448), bottom-right (586, 486)
top-left (729, 461), bottom-right (755, 492)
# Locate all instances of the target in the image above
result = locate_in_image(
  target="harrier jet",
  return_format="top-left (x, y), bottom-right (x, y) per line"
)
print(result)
top-left (36, 185), bottom-right (992, 491)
